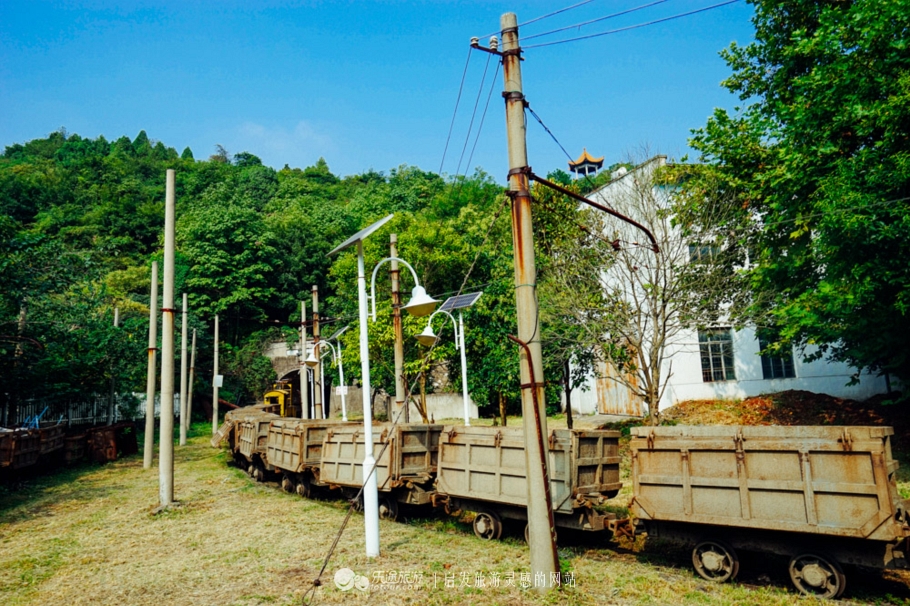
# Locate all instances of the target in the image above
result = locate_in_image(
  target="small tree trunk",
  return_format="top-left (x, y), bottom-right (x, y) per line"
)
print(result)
top-left (498, 392), bottom-right (507, 427)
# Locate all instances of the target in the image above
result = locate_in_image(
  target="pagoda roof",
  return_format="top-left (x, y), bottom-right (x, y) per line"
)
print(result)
top-left (568, 148), bottom-right (604, 170)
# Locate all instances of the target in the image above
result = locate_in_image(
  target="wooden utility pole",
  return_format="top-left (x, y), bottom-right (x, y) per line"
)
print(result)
top-left (312, 286), bottom-right (322, 419)
top-left (159, 169), bottom-right (176, 507)
top-left (300, 301), bottom-right (310, 419)
top-left (143, 262), bottom-right (158, 469)
top-left (186, 328), bottom-right (196, 432)
top-left (390, 234), bottom-right (407, 422)
top-left (211, 315), bottom-right (219, 434)
top-left (179, 293), bottom-right (189, 446)
top-left (500, 11), bottom-right (559, 589)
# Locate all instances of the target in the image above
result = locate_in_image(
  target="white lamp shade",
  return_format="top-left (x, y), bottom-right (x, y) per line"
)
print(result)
top-left (403, 285), bottom-right (439, 317)
top-left (416, 325), bottom-right (439, 347)
top-left (304, 349), bottom-right (319, 368)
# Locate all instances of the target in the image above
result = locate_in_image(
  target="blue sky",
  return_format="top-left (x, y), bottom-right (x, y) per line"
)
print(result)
top-left (1, 0), bottom-right (755, 182)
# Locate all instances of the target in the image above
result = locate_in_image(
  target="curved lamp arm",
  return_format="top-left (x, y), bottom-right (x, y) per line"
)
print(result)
top-left (369, 256), bottom-right (421, 321)
top-left (424, 308), bottom-right (460, 345)
top-left (320, 340), bottom-right (338, 362)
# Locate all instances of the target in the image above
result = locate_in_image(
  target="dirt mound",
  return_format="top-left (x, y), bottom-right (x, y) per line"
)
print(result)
top-left (664, 389), bottom-right (905, 430)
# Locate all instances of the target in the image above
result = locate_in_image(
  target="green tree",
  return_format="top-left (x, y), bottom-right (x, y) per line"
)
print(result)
top-left (686, 0), bottom-right (910, 386)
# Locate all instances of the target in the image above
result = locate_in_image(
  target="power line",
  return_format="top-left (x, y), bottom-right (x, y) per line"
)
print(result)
top-left (479, 0), bottom-right (601, 38)
top-left (455, 52), bottom-right (493, 179)
top-left (524, 0), bottom-right (742, 49)
top-left (439, 47), bottom-right (472, 174)
top-left (522, 0), bottom-right (672, 42)
top-left (463, 61), bottom-right (501, 181)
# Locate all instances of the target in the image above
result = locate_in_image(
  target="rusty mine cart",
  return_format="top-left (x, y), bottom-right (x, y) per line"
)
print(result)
top-left (630, 425), bottom-right (910, 599)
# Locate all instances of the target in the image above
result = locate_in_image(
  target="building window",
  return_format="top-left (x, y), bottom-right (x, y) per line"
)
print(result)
top-left (688, 243), bottom-right (719, 263)
top-left (758, 334), bottom-right (795, 379)
top-left (699, 329), bottom-right (736, 382)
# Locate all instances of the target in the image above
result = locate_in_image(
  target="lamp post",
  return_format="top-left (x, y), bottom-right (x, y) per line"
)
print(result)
top-left (417, 310), bottom-right (472, 425)
top-left (369, 246), bottom-right (439, 422)
top-left (322, 326), bottom-right (351, 421)
top-left (328, 214), bottom-right (395, 558)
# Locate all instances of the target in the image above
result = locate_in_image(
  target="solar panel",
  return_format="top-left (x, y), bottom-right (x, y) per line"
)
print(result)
top-left (326, 325), bottom-right (350, 341)
top-left (328, 214), bottom-right (394, 256)
top-left (439, 292), bottom-right (483, 312)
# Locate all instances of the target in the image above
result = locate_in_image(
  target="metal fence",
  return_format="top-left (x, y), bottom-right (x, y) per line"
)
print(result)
top-left (3, 393), bottom-right (180, 429)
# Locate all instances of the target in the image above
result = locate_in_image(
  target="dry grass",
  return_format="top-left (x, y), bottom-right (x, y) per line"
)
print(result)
top-left (0, 420), bottom-right (908, 606)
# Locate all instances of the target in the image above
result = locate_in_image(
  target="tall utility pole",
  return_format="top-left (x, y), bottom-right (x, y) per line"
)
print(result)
top-left (179, 293), bottom-right (189, 446)
top-left (186, 328), bottom-right (196, 433)
top-left (211, 314), bottom-right (219, 434)
top-left (143, 261), bottom-right (159, 469)
top-left (312, 286), bottom-right (322, 419)
top-left (159, 169), bottom-right (176, 507)
top-left (390, 234), bottom-right (407, 422)
top-left (109, 307), bottom-right (119, 425)
top-left (500, 12), bottom-right (559, 589)
top-left (300, 301), bottom-right (309, 419)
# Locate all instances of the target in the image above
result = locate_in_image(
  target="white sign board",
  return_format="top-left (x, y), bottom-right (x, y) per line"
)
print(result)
top-left (214, 374), bottom-right (224, 388)
top-left (335, 386), bottom-right (348, 396)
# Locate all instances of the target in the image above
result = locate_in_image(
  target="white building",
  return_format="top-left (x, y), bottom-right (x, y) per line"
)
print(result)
top-left (566, 156), bottom-right (888, 417)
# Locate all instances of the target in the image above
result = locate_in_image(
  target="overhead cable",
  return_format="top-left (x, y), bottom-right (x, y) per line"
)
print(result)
top-left (524, 0), bottom-right (742, 49)
top-left (439, 47), bottom-right (472, 174)
top-left (522, 0), bottom-right (672, 41)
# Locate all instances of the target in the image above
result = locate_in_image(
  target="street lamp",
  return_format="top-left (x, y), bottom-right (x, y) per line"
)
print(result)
top-left (321, 325), bottom-right (350, 421)
top-left (416, 292), bottom-right (483, 426)
top-left (327, 213), bottom-right (394, 559)
top-left (369, 258), bottom-right (439, 320)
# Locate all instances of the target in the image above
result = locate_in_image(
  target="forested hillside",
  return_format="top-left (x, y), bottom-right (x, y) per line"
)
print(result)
top-left (0, 129), bottom-right (594, 420)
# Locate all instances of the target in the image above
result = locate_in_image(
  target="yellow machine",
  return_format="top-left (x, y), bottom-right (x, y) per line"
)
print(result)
top-left (262, 381), bottom-right (297, 417)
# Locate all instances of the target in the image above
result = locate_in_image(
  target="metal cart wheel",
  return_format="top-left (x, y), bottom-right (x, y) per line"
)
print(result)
top-left (692, 540), bottom-right (739, 582)
top-left (247, 462), bottom-right (255, 477)
top-left (281, 474), bottom-right (294, 493)
top-left (295, 476), bottom-right (311, 498)
top-left (379, 497), bottom-right (399, 522)
top-left (788, 553), bottom-right (846, 599)
top-left (473, 511), bottom-right (503, 541)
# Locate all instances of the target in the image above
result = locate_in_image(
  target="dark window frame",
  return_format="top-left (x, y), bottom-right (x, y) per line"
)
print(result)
top-left (699, 328), bottom-right (736, 382)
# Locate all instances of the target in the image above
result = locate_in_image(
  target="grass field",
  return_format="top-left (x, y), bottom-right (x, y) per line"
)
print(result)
top-left (2, 410), bottom-right (910, 605)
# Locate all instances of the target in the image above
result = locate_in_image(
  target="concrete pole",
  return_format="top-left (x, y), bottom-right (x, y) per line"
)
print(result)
top-left (458, 311), bottom-right (471, 426)
top-left (357, 241), bottom-right (380, 557)
top-left (187, 329), bottom-right (196, 433)
top-left (159, 169), bottom-right (176, 507)
top-left (300, 301), bottom-right (310, 419)
top-left (212, 315), bottom-right (219, 434)
top-left (390, 234), bottom-right (407, 422)
top-left (500, 12), bottom-right (558, 588)
top-left (143, 262), bottom-right (159, 469)
top-left (179, 293), bottom-right (188, 446)
top-left (312, 286), bottom-right (323, 419)
top-left (337, 339), bottom-right (348, 421)
top-left (109, 307), bottom-right (119, 425)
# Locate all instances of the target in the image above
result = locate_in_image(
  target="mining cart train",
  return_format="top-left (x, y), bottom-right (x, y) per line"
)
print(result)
top-left (215, 410), bottom-right (910, 599)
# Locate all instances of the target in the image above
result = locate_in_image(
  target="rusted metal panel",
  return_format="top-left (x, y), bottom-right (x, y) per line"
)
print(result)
top-left (630, 425), bottom-right (910, 544)
top-left (237, 412), bottom-right (278, 461)
top-left (87, 427), bottom-right (117, 463)
top-left (319, 424), bottom-right (443, 491)
top-left (436, 426), bottom-right (621, 514)
top-left (64, 434), bottom-right (86, 464)
top-left (0, 429), bottom-right (12, 467)
top-left (39, 424), bottom-right (65, 455)
top-left (11, 429), bottom-right (41, 469)
top-left (596, 361), bottom-right (643, 416)
top-left (266, 419), bottom-right (353, 474)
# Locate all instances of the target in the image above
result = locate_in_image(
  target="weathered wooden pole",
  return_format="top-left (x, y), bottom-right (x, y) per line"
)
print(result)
top-left (186, 328), bottom-right (196, 433)
top-left (211, 315), bottom-right (219, 434)
top-left (390, 234), bottom-right (407, 422)
top-left (312, 286), bottom-right (322, 419)
top-left (500, 11), bottom-right (559, 589)
top-left (300, 301), bottom-right (310, 419)
top-left (159, 169), bottom-right (176, 507)
top-left (143, 261), bottom-right (158, 469)
top-left (179, 293), bottom-right (188, 446)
